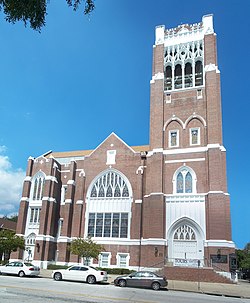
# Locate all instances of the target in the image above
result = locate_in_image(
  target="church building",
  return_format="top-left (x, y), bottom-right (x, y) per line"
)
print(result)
top-left (14, 15), bottom-right (235, 275)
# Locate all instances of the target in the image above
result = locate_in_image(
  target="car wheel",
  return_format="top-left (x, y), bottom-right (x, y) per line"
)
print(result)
top-left (87, 275), bottom-right (96, 284)
top-left (53, 272), bottom-right (62, 281)
top-left (118, 279), bottom-right (126, 287)
top-left (18, 271), bottom-right (25, 277)
top-left (151, 282), bottom-right (160, 290)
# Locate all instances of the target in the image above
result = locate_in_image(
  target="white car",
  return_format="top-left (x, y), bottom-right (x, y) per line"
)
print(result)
top-left (52, 265), bottom-right (108, 284)
top-left (0, 261), bottom-right (40, 277)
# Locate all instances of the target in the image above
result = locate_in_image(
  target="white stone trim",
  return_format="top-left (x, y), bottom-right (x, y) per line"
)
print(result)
top-left (45, 175), bottom-right (58, 183)
top-left (21, 197), bottom-right (29, 202)
top-left (204, 240), bottom-right (235, 248)
top-left (65, 199), bottom-right (72, 204)
top-left (67, 180), bottom-right (75, 186)
top-left (76, 200), bottom-right (84, 204)
top-left (135, 199), bottom-right (142, 204)
top-left (150, 72), bottom-right (164, 84)
top-left (155, 25), bottom-right (165, 45)
top-left (24, 176), bottom-right (32, 182)
top-left (165, 158), bottom-right (205, 164)
top-left (140, 238), bottom-right (167, 246)
top-left (144, 192), bottom-right (164, 198)
top-left (205, 63), bottom-right (220, 73)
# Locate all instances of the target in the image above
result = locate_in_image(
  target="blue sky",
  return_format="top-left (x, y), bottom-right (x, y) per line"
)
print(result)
top-left (0, 0), bottom-right (249, 249)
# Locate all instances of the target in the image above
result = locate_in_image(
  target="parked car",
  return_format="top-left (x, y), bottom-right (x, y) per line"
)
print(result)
top-left (0, 261), bottom-right (40, 277)
top-left (241, 268), bottom-right (250, 281)
top-left (52, 265), bottom-right (108, 284)
top-left (114, 271), bottom-right (168, 290)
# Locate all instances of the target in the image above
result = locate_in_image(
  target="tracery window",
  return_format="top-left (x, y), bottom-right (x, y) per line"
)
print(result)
top-left (173, 225), bottom-right (196, 241)
top-left (31, 172), bottom-right (45, 201)
top-left (164, 40), bottom-right (203, 91)
top-left (176, 169), bottom-right (193, 193)
top-left (90, 171), bottom-right (129, 198)
top-left (26, 233), bottom-right (36, 245)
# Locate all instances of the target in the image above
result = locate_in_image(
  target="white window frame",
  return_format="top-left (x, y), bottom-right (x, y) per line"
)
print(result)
top-left (117, 253), bottom-right (130, 268)
top-left (106, 150), bottom-right (116, 165)
top-left (60, 185), bottom-right (67, 205)
top-left (169, 130), bottom-right (179, 148)
top-left (99, 252), bottom-right (111, 268)
top-left (189, 127), bottom-right (200, 146)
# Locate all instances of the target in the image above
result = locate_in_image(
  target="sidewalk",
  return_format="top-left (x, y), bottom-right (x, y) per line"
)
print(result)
top-left (40, 270), bottom-right (250, 299)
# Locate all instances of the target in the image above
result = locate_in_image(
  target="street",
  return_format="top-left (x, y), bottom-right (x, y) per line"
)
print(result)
top-left (0, 275), bottom-right (249, 303)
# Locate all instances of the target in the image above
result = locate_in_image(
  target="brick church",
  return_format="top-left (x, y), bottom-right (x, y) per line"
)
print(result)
top-left (14, 15), bottom-right (235, 275)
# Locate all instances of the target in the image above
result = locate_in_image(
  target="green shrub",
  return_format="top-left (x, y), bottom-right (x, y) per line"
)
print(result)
top-left (47, 264), bottom-right (69, 270)
top-left (97, 267), bottom-right (135, 275)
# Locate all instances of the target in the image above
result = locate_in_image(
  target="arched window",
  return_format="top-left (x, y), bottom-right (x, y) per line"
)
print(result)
top-left (87, 170), bottom-right (132, 239)
top-left (31, 172), bottom-right (45, 201)
top-left (184, 62), bottom-right (192, 88)
top-left (26, 233), bottom-right (36, 245)
top-left (195, 61), bottom-right (203, 86)
top-left (164, 65), bottom-right (172, 90)
top-left (173, 167), bottom-right (196, 194)
top-left (173, 225), bottom-right (196, 241)
top-left (174, 64), bottom-right (182, 89)
top-left (90, 171), bottom-right (129, 198)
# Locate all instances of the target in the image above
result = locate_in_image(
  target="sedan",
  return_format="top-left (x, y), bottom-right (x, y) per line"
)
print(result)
top-left (114, 271), bottom-right (168, 290)
top-left (0, 261), bottom-right (40, 277)
top-left (52, 265), bottom-right (108, 284)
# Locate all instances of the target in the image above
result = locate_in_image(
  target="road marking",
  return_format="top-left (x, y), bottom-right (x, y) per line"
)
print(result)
top-left (0, 284), bottom-right (157, 303)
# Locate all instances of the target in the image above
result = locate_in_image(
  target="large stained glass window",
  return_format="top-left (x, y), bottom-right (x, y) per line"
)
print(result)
top-left (88, 213), bottom-right (128, 238)
top-left (174, 225), bottom-right (196, 241)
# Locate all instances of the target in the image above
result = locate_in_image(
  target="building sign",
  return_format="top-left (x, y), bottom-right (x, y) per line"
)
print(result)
top-left (174, 258), bottom-right (199, 267)
top-left (210, 254), bottom-right (228, 264)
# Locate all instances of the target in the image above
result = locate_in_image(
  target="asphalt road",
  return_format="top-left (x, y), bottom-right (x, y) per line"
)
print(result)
top-left (0, 275), bottom-right (249, 303)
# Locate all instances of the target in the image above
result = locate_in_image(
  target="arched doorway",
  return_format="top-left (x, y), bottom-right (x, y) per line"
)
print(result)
top-left (168, 219), bottom-right (204, 267)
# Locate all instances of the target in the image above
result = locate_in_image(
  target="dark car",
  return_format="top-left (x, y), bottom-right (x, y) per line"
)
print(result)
top-left (114, 271), bottom-right (168, 290)
top-left (241, 268), bottom-right (250, 281)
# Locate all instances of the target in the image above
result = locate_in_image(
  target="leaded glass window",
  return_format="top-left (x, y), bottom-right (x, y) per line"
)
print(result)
top-left (190, 128), bottom-right (200, 145)
top-left (173, 225), bottom-right (196, 241)
top-left (176, 169), bottom-right (194, 193)
top-left (31, 173), bottom-right (45, 201)
top-left (169, 130), bottom-right (178, 147)
top-left (90, 171), bottom-right (130, 198)
top-left (87, 212), bottom-right (128, 238)
top-left (29, 208), bottom-right (41, 224)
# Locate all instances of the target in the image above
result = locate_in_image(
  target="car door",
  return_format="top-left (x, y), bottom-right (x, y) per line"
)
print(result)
top-left (64, 266), bottom-right (81, 281)
top-left (139, 272), bottom-right (154, 287)
top-left (3, 262), bottom-right (16, 274)
top-left (126, 272), bottom-right (142, 287)
top-left (78, 266), bottom-right (89, 282)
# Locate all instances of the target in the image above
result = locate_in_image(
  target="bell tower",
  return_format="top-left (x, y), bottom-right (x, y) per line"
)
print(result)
top-left (147, 15), bottom-right (235, 271)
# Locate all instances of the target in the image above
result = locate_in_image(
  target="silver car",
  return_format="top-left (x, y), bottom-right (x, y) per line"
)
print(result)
top-left (114, 271), bottom-right (168, 290)
top-left (0, 261), bottom-right (40, 277)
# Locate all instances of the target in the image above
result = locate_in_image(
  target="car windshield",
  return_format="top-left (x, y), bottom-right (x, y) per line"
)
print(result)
top-left (24, 263), bottom-right (34, 266)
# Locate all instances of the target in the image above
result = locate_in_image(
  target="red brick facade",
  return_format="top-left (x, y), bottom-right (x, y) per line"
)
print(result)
top-left (14, 15), bottom-right (235, 275)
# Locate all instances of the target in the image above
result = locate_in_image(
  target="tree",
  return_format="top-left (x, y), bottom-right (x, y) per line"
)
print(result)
top-left (236, 242), bottom-right (250, 269)
top-left (69, 237), bottom-right (103, 265)
top-left (0, 229), bottom-right (25, 262)
top-left (0, 0), bottom-right (95, 32)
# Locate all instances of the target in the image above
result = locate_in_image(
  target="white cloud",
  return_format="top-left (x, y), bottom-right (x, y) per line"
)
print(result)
top-left (0, 147), bottom-right (25, 216)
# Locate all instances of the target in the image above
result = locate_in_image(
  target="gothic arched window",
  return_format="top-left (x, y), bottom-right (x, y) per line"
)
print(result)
top-left (174, 64), bottom-right (182, 89)
top-left (195, 60), bottom-right (203, 86)
top-left (90, 171), bottom-right (130, 198)
top-left (31, 172), bottom-right (45, 201)
top-left (174, 167), bottom-right (196, 194)
top-left (173, 225), bottom-right (196, 241)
